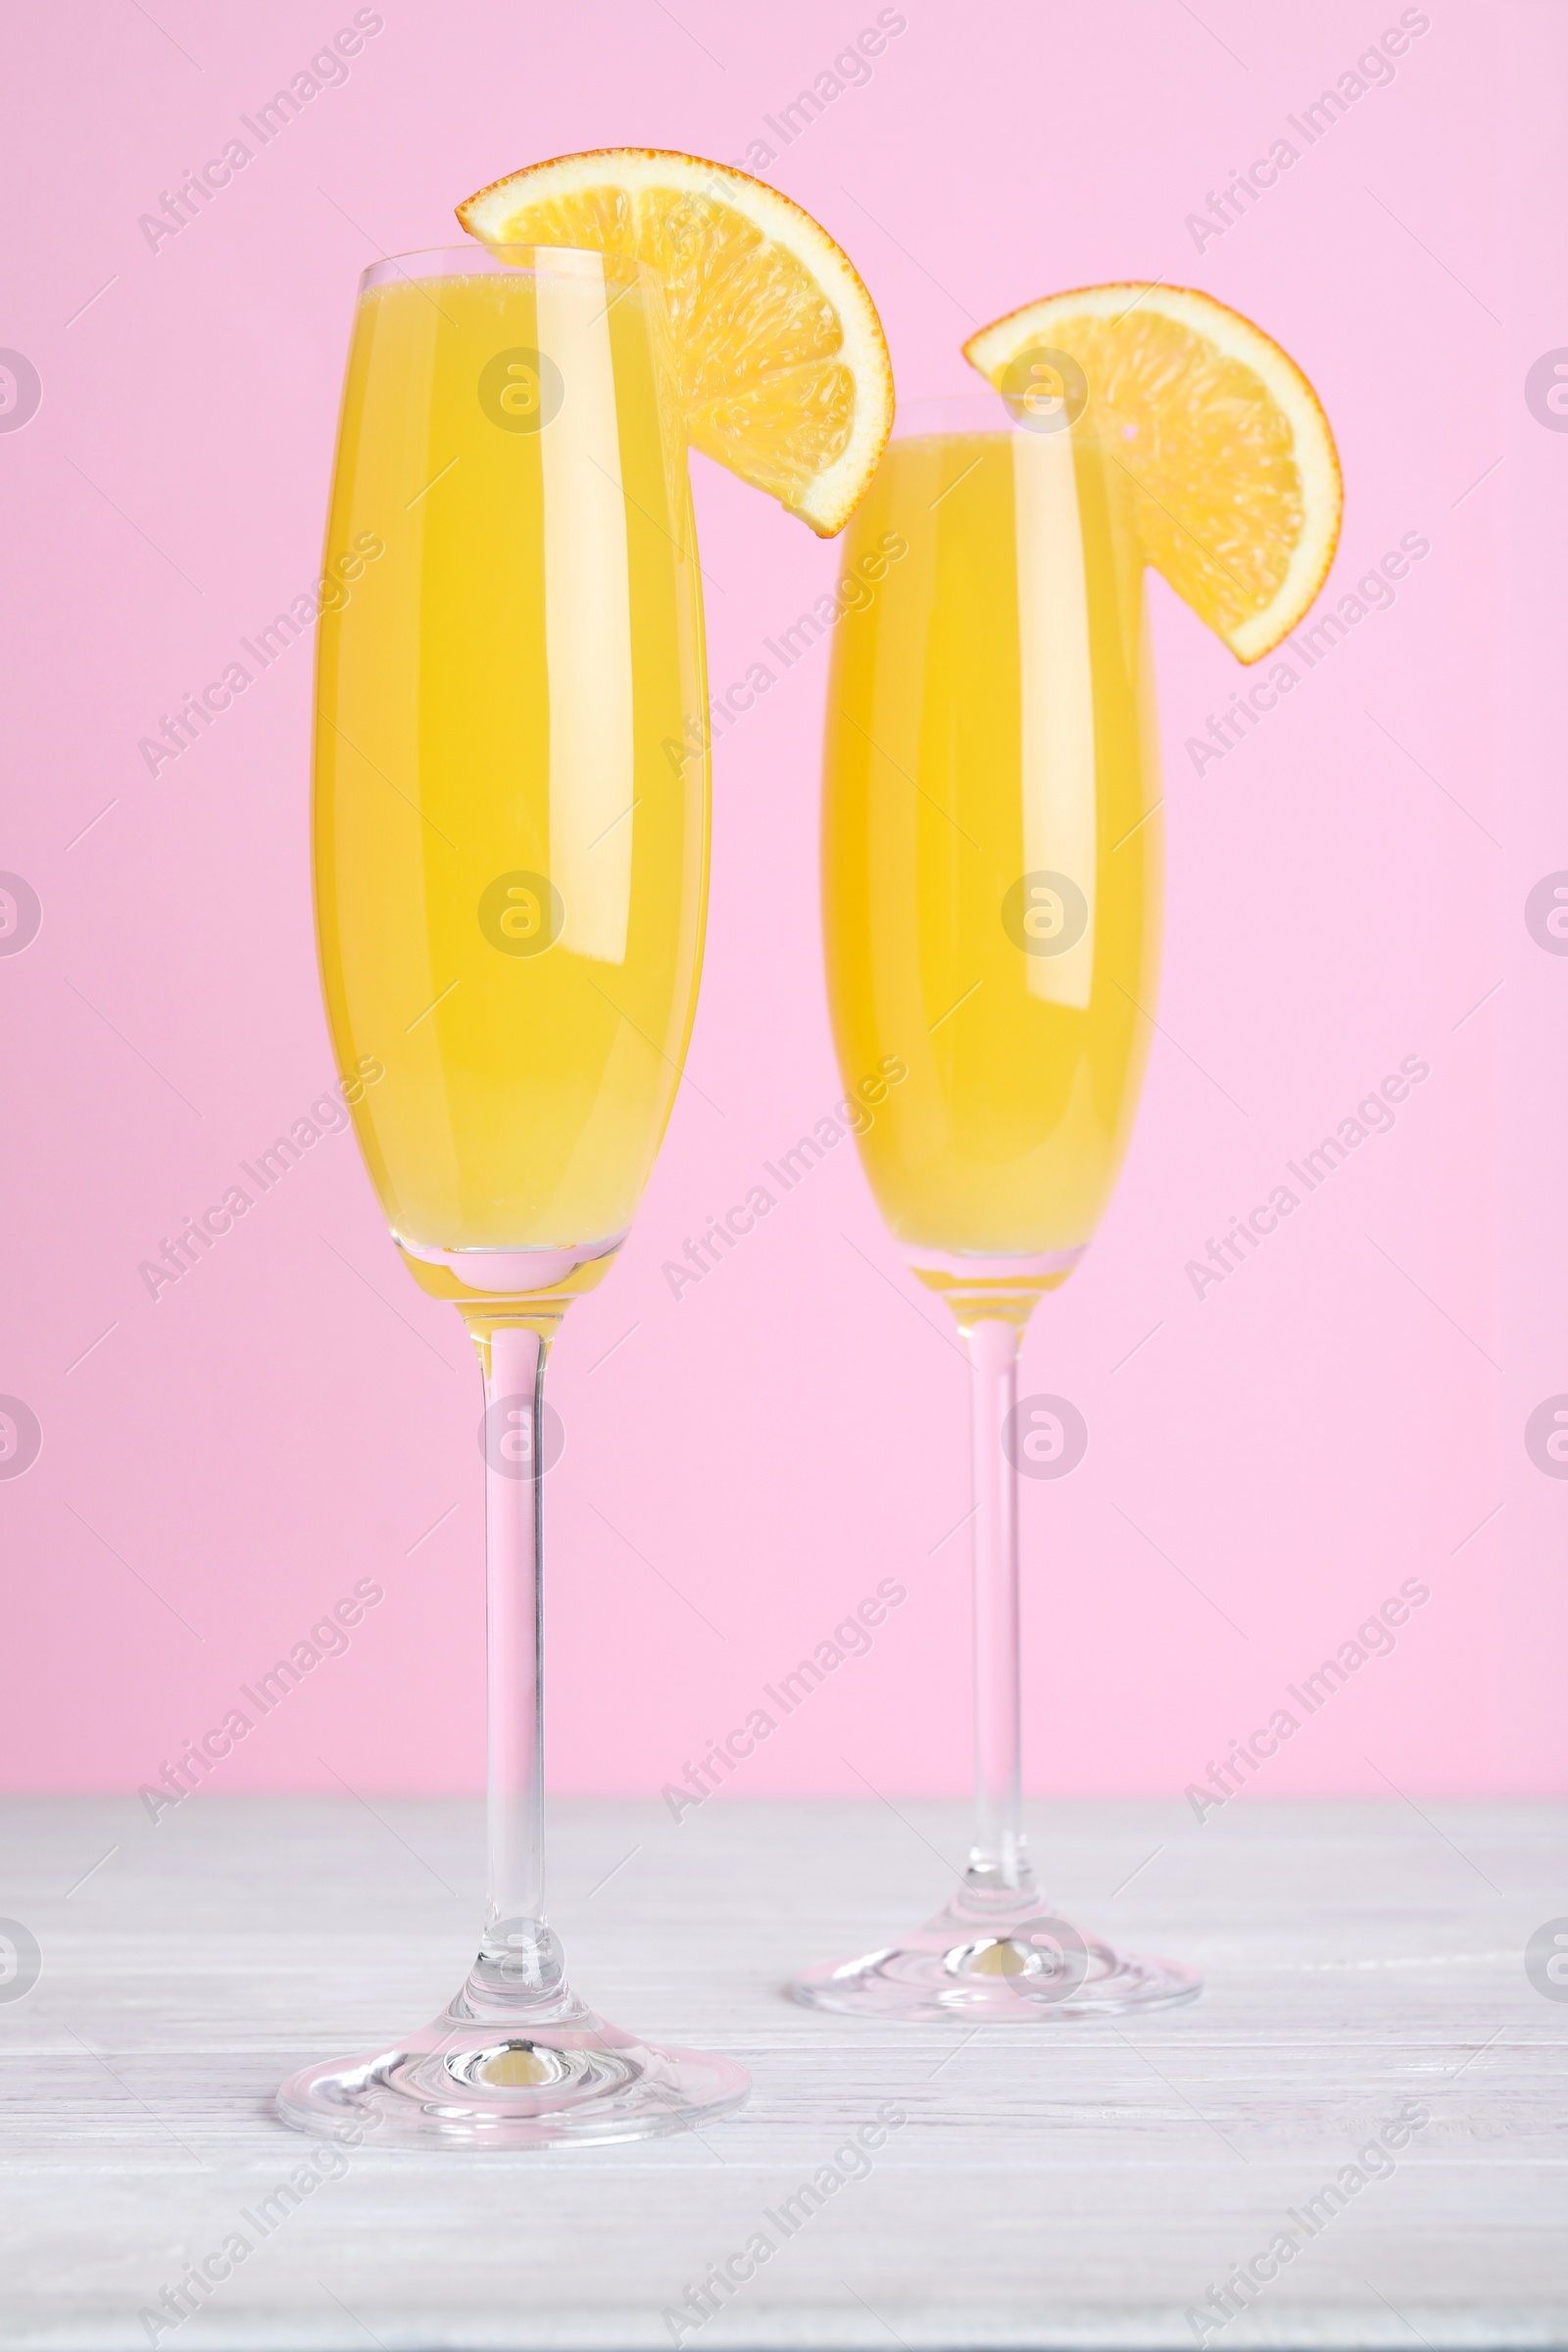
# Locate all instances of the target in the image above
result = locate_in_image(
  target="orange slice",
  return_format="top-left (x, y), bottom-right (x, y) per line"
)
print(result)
top-left (964, 284), bottom-right (1342, 662)
top-left (458, 148), bottom-right (894, 537)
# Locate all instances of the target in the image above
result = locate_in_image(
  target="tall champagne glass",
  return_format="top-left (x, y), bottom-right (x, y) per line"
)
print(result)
top-left (794, 389), bottom-right (1200, 2020)
top-left (278, 244), bottom-right (748, 2143)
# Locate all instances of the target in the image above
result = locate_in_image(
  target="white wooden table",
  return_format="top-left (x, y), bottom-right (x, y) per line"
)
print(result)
top-left (2, 1793), bottom-right (1564, 2348)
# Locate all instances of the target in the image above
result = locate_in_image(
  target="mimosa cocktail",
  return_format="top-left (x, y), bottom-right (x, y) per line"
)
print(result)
top-left (283, 243), bottom-right (742, 2145)
top-left (800, 260), bottom-right (1346, 2015)
top-left (824, 421), bottom-right (1158, 1284)
top-left (316, 260), bottom-right (705, 1270)
top-left (800, 389), bottom-right (1195, 2018)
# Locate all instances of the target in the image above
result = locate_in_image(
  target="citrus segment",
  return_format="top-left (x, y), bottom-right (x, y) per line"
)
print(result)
top-left (459, 149), bottom-right (893, 536)
top-left (964, 283), bottom-right (1342, 662)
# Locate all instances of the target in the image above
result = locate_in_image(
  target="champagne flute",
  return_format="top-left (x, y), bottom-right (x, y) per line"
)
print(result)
top-left (278, 244), bottom-right (747, 2142)
top-left (793, 387), bottom-right (1200, 2019)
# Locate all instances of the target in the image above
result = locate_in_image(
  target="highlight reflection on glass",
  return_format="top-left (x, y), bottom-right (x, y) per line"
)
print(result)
top-left (279, 244), bottom-right (747, 2145)
top-left (795, 388), bottom-right (1200, 2019)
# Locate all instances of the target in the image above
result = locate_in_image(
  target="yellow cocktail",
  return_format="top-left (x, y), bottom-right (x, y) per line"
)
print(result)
top-left (286, 140), bottom-right (898, 2140)
top-left (799, 389), bottom-right (1186, 2021)
top-left (315, 256), bottom-right (706, 1270)
top-left (823, 409), bottom-right (1160, 1308)
top-left (798, 279), bottom-right (1341, 2023)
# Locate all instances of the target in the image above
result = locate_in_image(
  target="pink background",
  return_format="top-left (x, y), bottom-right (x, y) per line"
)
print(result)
top-left (1, 1), bottom-right (1560, 1807)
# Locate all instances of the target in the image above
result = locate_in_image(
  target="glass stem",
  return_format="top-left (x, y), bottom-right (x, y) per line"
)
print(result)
top-left (964, 1315), bottom-right (1035, 1900)
top-left (474, 1319), bottom-right (564, 2001)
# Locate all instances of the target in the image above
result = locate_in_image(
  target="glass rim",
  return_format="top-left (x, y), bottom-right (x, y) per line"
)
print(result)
top-left (358, 242), bottom-right (658, 297)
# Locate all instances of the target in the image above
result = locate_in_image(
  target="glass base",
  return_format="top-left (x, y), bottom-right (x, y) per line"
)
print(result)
top-left (789, 1883), bottom-right (1200, 2023)
top-left (277, 1972), bottom-right (749, 2150)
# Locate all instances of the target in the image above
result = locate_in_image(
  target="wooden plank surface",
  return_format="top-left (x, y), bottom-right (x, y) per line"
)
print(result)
top-left (1, 1793), bottom-right (1564, 2349)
